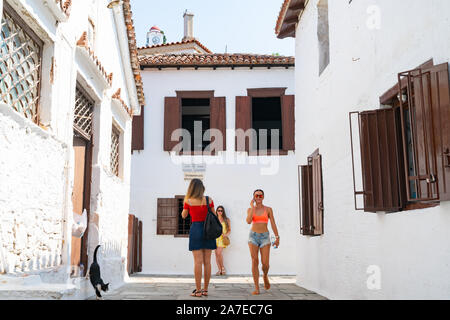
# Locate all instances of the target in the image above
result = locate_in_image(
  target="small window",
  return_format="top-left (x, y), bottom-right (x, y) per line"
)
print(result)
top-left (181, 98), bottom-right (210, 153)
top-left (110, 124), bottom-right (121, 177)
top-left (164, 92), bottom-right (226, 154)
top-left (74, 85), bottom-right (95, 140)
top-left (156, 197), bottom-right (191, 237)
top-left (252, 97), bottom-right (283, 151)
top-left (0, 2), bottom-right (43, 123)
top-left (236, 88), bottom-right (295, 154)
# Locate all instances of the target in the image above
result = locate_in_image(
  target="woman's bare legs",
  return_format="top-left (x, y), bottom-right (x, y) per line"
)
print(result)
top-left (215, 247), bottom-right (224, 274)
top-left (249, 243), bottom-right (260, 295)
top-left (260, 245), bottom-right (271, 290)
top-left (192, 250), bottom-right (204, 293)
top-left (202, 249), bottom-right (212, 293)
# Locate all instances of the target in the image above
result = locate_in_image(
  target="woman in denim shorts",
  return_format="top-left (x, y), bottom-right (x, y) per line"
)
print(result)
top-left (246, 189), bottom-right (280, 295)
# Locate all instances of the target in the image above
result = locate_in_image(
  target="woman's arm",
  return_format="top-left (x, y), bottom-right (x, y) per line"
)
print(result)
top-left (268, 207), bottom-right (280, 247)
top-left (182, 209), bottom-right (189, 219)
top-left (225, 219), bottom-right (231, 236)
top-left (246, 208), bottom-right (253, 225)
top-left (181, 199), bottom-right (189, 219)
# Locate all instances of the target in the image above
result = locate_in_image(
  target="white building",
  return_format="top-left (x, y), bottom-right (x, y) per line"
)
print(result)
top-left (130, 14), bottom-right (297, 275)
top-left (0, 0), bottom-right (144, 299)
top-left (276, 0), bottom-right (450, 299)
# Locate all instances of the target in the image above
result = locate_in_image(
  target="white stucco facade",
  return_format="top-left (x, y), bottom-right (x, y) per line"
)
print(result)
top-left (0, 0), bottom-right (141, 299)
top-left (293, 0), bottom-right (450, 299)
top-left (130, 67), bottom-right (297, 275)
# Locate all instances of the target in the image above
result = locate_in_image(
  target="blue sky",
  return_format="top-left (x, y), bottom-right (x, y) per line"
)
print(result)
top-left (129, 0), bottom-right (295, 56)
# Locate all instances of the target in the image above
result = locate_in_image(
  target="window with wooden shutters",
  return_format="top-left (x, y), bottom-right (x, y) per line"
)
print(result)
top-left (0, 2), bottom-right (43, 124)
top-left (299, 149), bottom-right (324, 236)
top-left (350, 61), bottom-right (450, 212)
top-left (236, 88), bottom-right (295, 155)
top-left (163, 91), bottom-right (226, 155)
top-left (157, 196), bottom-right (192, 236)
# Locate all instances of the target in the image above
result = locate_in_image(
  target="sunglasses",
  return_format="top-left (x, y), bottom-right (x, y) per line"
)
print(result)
top-left (217, 210), bottom-right (224, 212)
top-left (254, 194), bottom-right (264, 199)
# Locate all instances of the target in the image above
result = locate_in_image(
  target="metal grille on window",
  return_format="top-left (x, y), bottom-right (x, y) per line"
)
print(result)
top-left (177, 198), bottom-right (191, 235)
top-left (73, 87), bottom-right (94, 140)
top-left (111, 125), bottom-right (120, 177)
top-left (0, 5), bottom-right (43, 123)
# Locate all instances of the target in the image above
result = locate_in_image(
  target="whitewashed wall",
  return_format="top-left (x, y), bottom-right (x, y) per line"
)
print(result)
top-left (294, 0), bottom-right (450, 299)
top-left (0, 0), bottom-right (136, 296)
top-left (0, 103), bottom-right (67, 274)
top-left (130, 68), bottom-right (297, 275)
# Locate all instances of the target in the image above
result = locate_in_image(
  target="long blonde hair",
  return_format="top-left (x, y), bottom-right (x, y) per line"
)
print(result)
top-left (185, 179), bottom-right (205, 202)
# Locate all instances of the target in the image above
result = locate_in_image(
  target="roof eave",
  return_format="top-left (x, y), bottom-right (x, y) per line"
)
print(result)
top-left (140, 63), bottom-right (295, 70)
top-left (275, 0), bottom-right (306, 39)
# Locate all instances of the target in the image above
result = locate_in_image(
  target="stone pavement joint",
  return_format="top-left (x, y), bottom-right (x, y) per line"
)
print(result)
top-left (96, 275), bottom-right (328, 300)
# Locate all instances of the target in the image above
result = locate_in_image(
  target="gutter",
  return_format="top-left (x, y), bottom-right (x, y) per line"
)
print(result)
top-left (141, 64), bottom-right (295, 70)
top-left (109, 1), bottom-right (140, 116)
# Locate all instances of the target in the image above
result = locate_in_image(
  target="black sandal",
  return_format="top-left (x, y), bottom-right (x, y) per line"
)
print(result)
top-left (202, 290), bottom-right (208, 296)
top-left (191, 289), bottom-right (203, 297)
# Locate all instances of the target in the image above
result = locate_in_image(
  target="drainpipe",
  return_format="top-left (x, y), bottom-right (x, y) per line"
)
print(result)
top-left (107, 0), bottom-right (140, 116)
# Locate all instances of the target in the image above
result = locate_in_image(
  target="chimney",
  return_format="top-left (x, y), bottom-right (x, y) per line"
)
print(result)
top-left (182, 11), bottom-right (194, 41)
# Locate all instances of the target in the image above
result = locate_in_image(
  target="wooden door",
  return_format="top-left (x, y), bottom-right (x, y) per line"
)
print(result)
top-left (71, 136), bottom-right (91, 275)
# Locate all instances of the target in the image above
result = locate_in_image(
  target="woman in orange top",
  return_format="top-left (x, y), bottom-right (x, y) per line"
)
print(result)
top-left (246, 189), bottom-right (280, 295)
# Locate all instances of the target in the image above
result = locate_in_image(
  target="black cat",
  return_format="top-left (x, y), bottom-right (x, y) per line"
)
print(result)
top-left (89, 245), bottom-right (109, 300)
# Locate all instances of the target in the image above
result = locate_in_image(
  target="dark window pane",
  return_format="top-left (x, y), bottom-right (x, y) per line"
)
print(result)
top-left (252, 97), bottom-right (283, 150)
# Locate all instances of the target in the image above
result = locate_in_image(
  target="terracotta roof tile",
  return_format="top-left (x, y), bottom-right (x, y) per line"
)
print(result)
top-left (112, 88), bottom-right (133, 117)
top-left (139, 53), bottom-right (295, 68)
top-left (76, 32), bottom-right (113, 86)
top-left (122, 0), bottom-right (146, 107)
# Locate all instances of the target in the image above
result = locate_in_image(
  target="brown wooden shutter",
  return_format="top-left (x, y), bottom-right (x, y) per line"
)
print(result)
top-left (357, 108), bottom-right (406, 212)
top-left (235, 96), bottom-right (252, 152)
top-left (137, 220), bottom-right (143, 272)
top-left (311, 153), bottom-right (324, 235)
top-left (210, 97), bottom-right (226, 152)
top-left (132, 106), bottom-right (144, 152)
top-left (300, 165), bottom-right (313, 236)
top-left (423, 63), bottom-right (450, 201)
top-left (164, 97), bottom-right (181, 152)
top-left (281, 95), bottom-right (295, 151)
top-left (127, 214), bottom-right (135, 274)
top-left (399, 68), bottom-right (439, 202)
top-left (157, 198), bottom-right (178, 235)
top-left (133, 216), bottom-right (138, 272)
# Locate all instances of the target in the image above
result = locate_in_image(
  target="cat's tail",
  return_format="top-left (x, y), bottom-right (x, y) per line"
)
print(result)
top-left (93, 245), bottom-right (101, 264)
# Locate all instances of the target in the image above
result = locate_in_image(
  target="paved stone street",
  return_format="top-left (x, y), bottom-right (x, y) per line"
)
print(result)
top-left (99, 275), bottom-right (327, 300)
